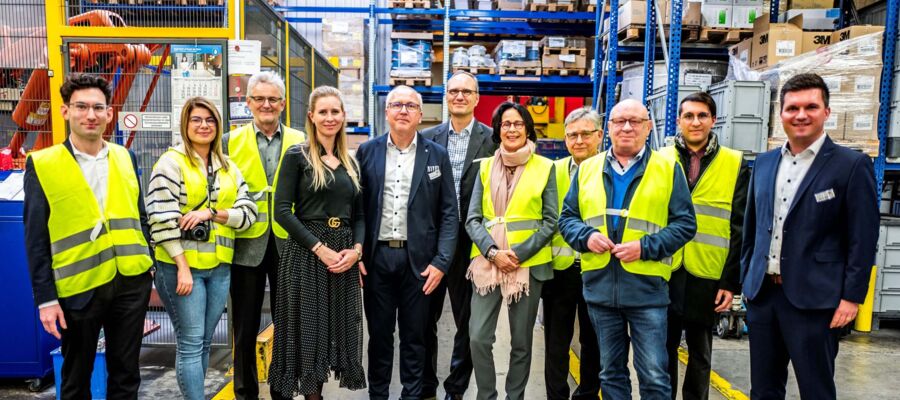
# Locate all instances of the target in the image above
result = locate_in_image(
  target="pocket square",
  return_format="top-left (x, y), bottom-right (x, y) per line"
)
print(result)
top-left (814, 188), bottom-right (836, 203)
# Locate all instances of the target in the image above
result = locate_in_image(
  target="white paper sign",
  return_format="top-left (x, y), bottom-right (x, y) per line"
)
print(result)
top-left (507, 41), bottom-right (527, 58)
top-left (560, 54), bottom-right (577, 63)
top-left (855, 76), bottom-right (876, 93)
top-left (332, 21), bottom-right (349, 33)
top-left (853, 115), bottom-right (874, 131)
top-left (684, 73), bottom-right (713, 87)
top-left (400, 51), bottom-right (419, 64)
top-left (775, 40), bottom-right (796, 57)
top-left (228, 40), bottom-right (262, 75)
top-left (824, 114), bottom-right (838, 130)
top-left (548, 37), bottom-right (566, 48)
top-left (823, 76), bottom-right (842, 93)
top-left (858, 39), bottom-right (879, 56)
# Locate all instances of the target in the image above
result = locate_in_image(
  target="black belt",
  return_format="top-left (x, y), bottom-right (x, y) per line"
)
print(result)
top-left (767, 274), bottom-right (783, 285)
top-left (378, 240), bottom-right (406, 248)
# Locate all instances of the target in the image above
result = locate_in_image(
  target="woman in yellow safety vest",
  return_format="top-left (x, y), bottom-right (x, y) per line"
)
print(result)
top-left (465, 102), bottom-right (558, 400)
top-left (267, 86), bottom-right (366, 400)
top-left (146, 97), bottom-right (257, 400)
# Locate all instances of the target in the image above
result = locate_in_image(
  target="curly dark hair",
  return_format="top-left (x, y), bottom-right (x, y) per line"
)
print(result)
top-left (491, 102), bottom-right (537, 144)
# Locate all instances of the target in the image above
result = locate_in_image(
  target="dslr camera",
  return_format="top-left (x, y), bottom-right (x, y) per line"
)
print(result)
top-left (182, 221), bottom-right (211, 242)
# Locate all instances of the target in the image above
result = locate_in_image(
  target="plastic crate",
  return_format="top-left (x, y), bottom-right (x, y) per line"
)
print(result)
top-left (709, 80), bottom-right (771, 120)
top-left (710, 116), bottom-right (769, 154)
top-left (51, 346), bottom-right (106, 400)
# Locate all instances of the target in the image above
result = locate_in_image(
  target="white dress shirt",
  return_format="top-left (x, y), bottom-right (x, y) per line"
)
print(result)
top-left (378, 133), bottom-right (418, 241)
top-left (767, 133), bottom-right (828, 275)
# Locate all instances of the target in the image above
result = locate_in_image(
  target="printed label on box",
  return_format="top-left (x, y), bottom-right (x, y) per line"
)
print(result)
top-left (854, 114), bottom-right (874, 131)
top-left (684, 73), bottom-right (712, 87)
top-left (858, 39), bottom-right (879, 56)
top-left (856, 76), bottom-right (876, 93)
top-left (825, 114), bottom-right (838, 130)
top-left (400, 51), bottom-right (418, 64)
top-left (508, 41), bottom-right (526, 58)
top-left (332, 21), bottom-right (349, 33)
top-left (823, 76), bottom-right (842, 93)
top-left (560, 54), bottom-right (577, 63)
top-left (548, 37), bottom-right (566, 48)
top-left (776, 40), bottom-right (796, 57)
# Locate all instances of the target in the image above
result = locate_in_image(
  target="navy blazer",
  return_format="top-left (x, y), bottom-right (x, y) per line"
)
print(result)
top-left (356, 132), bottom-right (459, 276)
top-left (740, 136), bottom-right (879, 309)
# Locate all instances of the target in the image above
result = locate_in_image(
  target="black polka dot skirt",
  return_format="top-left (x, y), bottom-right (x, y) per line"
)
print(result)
top-left (268, 221), bottom-right (366, 397)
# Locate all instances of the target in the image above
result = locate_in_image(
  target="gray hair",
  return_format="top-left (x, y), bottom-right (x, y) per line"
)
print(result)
top-left (386, 85), bottom-right (423, 106)
top-left (247, 70), bottom-right (286, 98)
top-left (564, 107), bottom-right (602, 131)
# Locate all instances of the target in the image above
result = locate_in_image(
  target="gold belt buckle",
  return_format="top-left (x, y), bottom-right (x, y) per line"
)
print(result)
top-left (327, 217), bottom-right (341, 228)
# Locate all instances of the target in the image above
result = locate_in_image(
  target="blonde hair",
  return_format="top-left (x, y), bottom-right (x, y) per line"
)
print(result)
top-left (305, 86), bottom-right (361, 192)
top-left (179, 97), bottom-right (228, 172)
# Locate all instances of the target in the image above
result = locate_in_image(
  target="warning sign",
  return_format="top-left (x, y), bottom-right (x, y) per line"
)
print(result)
top-left (117, 112), bottom-right (173, 131)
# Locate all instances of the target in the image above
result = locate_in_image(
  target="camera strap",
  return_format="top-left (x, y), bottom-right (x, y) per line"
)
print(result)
top-left (186, 153), bottom-right (215, 212)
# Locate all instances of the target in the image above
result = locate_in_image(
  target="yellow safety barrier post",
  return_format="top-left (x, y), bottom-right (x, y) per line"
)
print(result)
top-left (256, 323), bottom-right (275, 382)
top-left (855, 265), bottom-right (879, 332)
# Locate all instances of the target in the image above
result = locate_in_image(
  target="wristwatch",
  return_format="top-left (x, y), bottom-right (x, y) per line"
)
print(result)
top-left (208, 207), bottom-right (217, 219)
top-left (487, 246), bottom-right (499, 262)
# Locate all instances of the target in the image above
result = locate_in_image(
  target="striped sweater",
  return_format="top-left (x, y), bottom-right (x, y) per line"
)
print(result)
top-left (146, 145), bottom-right (257, 259)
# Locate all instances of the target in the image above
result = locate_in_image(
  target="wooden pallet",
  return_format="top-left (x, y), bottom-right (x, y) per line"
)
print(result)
top-left (543, 68), bottom-right (586, 76)
top-left (498, 67), bottom-right (542, 76)
top-left (388, 0), bottom-right (431, 8)
top-left (452, 66), bottom-right (496, 75)
top-left (694, 28), bottom-right (753, 45)
top-left (614, 23), bottom-right (700, 44)
top-left (389, 77), bottom-right (432, 86)
top-left (543, 47), bottom-right (587, 56)
top-left (528, 2), bottom-right (576, 12)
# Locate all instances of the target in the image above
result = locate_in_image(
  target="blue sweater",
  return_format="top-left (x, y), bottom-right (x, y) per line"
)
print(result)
top-left (558, 148), bottom-right (696, 308)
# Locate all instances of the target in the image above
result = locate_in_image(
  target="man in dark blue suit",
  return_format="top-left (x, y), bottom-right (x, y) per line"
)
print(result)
top-left (741, 73), bottom-right (879, 399)
top-left (356, 85), bottom-right (459, 400)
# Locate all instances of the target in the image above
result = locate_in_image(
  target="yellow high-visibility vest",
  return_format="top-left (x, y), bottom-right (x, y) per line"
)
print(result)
top-left (31, 143), bottom-right (153, 298)
top-left (551, 156), bottom-right (578, 270)
top-left (227, 123), bottom-right (305, 239)
top-left (153, 150), bottom-right (239, 268)
top-left (576, 150), bottom-right (680, 280)
top-left (470, 154), bottom-right (554, 268)
top-left (659, 145), bottom-right (741, 280)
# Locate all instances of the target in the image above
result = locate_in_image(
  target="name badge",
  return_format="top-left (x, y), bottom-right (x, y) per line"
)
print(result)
top-left (428, 170), bottom-right (441, 180)
top-left (814, 188), bottom-right (836, 203)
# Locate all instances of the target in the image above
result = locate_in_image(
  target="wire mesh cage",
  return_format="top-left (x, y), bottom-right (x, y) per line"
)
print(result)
top-left (63, 0), bottom-right (229, 29)
top-left (288, 26), bottom-right (312, 131)
top-left (314, 51), bottom-right (338, 89)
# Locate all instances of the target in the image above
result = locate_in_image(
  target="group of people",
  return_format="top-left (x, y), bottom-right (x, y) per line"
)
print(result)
top-left (24, 69), bottom-right (877, 400)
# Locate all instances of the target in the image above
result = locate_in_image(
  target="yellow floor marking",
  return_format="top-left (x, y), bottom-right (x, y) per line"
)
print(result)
top-left (677, 346), bottom-right (749, 400)
top-left (211, 380), bottom-right (234, 400)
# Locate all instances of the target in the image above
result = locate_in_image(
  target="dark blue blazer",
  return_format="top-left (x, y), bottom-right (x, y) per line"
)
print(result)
top-left (356, 132), bottom-right (459, 276)
top-left (740, 136), bottom-right (878, 309)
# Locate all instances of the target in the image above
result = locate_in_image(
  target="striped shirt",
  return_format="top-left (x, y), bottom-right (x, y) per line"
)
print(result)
top-left (448, 118), bottom-right (474, 217)
top-left (146, 145), bottom-right (257, 259)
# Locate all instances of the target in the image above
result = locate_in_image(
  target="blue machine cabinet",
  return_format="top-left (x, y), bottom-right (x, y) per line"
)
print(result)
top-left (0, 172), bottom-right (60, 389)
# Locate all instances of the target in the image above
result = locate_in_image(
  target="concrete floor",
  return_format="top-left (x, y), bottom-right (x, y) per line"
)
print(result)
top-left (2, 303), bottom-right (900, 399)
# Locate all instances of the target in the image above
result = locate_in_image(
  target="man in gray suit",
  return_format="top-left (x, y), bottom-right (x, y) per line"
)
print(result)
top-left (420, 71), bottom-right (497, 400)
top-left (222, 71), bottom-right (306, 400)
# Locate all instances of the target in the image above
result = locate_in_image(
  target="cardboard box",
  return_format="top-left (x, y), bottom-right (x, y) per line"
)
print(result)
top-left (780, 8), bottom-right (839, 30)
top-left (732, 6), bottom-right (763, 28)
top-left (733, 0), bottom-right (763, 5)
top-left (497, 0), bottom-right (526, 10)
top-left (542, 54), bottom-right (587, 69)
top-left (853, 0), bottom-right (881, 10)
top-left (701, 0), bottom-right (733, 5)
top-left (820, 73), bottom-right (844, 95)
top-left (618, 0), bottom-right (646, 28)
top-left (801, 30), bottom-right (833, 53)
top-left (840, 67), bottom-right (882, 97)
top-left (751, 13), bottom-right (804, 69)
top-left (844, 111), bottom-right (879, 141)
top-left (824, 110), bottom-right (846, 136)
top-left (701, 4), bottom-right (732, 28)
top-left (729, 38), bottom-right (753, 65)
top-left (789, 0), bottom-right (834, 9)
top-left (539, 36), bottom-right (589, 49)
top-left (831, 25), bottom-right (884, 59)
top-left (664, 1), bottom-right (702, 26)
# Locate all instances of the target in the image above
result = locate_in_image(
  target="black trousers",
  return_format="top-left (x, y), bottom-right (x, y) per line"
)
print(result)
top-left (230, 236), bottom-right (280, 400)
top-left (60, 271), bottom-right (152, 400)
top-left (364, 243), bottom-right (429, 400)
top-left (746, 279), bottom-right (840, 400)
top-left (423, 231), bottom-right (474, 397)
top-left (541, 264), bottom-right (601, 400)
top-left (666, 310), bottom-right (714, 400)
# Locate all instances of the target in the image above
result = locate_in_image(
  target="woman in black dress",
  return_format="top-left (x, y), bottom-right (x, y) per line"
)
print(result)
top-left (268, 86), bottom-right (366, 400)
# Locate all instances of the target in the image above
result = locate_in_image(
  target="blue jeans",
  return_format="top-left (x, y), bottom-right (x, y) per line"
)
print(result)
top-left (155, 262), bottom-right (230, 400)
top-left (586, 304), bottom-right (671, 400)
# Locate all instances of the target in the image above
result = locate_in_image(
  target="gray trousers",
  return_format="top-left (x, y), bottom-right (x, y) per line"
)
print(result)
top-left (469, 275), bottom-right (544, 400)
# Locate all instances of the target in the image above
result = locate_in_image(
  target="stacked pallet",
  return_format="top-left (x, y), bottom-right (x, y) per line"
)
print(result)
top-left (323, 18), bottom-right (366, 125)
top-left (390, 31), bottom-right (435, 86)
top-left (493, 40), bottom-right (542, 76)
top-left (540, 36), bottom-right (588, 76)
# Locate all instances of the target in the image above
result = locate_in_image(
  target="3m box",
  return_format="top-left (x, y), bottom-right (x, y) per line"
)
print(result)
top-left (780, 8), bottom-right (839, 30)
top-left (801, 31), bottom-right (833, 53)
top-left (831, 25), bottom-right (884, 59)
top-left (729, 38), bottom-right (753, 65)
top-left (840, 67), bottom-right (882, 98)
top-left (732, 5), bottom-right (763, 28)
top-left (751, 13), bottom-right (803, 69)
top-left (701, 4), bottom-right (732, 28)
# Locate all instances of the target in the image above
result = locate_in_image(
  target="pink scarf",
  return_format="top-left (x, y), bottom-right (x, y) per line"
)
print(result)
top-left (467, 140), bottom-right (536, 303)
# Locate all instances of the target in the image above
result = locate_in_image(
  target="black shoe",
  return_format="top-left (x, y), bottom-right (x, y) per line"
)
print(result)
top-left (422, 395), bottom-right (437, 400)
top-left (444, 394), bottom-right (464, 400)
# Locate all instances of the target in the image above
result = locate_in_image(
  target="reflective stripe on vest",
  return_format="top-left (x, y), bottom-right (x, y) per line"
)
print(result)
top-left (227, 123), bottom-right (305, 239)
top-left (577, 151), bottom-right (678, 280)
top-left (31, 143), bottom-right (153, 299)
top-left (153, 150), bottom-right (239, 268)
top-left (551, 156), bottom-right (578, 270)
top-left (469, 154), bottom-right (554, 268)
top-left (659, 146), bottom-right (741, 280)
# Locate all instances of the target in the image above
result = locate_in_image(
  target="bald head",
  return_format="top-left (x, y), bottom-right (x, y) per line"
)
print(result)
top-left (608, 99), bottom-right (651, 158)
top-left (386, 85), bottom-right (423, 106)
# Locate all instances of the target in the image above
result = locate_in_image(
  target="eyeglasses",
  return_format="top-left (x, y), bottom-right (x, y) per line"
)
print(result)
top-left (501, 121), bottom-right (526, 131)
top-left (448, 89), bottom-right (477, 98)
top-left (679, 112), bottom-right (712, 122)
top-left (565, 130), bottom-right (599, 141)
top-left (189, 117), bottom-right (218, 126)
top-left (387, 102), bottom-right (421, 112)
top-left (609, 118), bottom-right (649, 128)
top-left (68, 102), bottom-right (109, 114)
top-left (249, 96), bottom-right (283, 104)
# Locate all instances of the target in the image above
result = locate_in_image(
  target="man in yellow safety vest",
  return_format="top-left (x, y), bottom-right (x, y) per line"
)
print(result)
top-left (24, 74), bottom-right (154, 399)
top-left (659, 92), bottom-right (749, 400)
top-left (221, 71), bottom-right (305, 400)
top-left (558, 98), bottom-right (696, 399)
